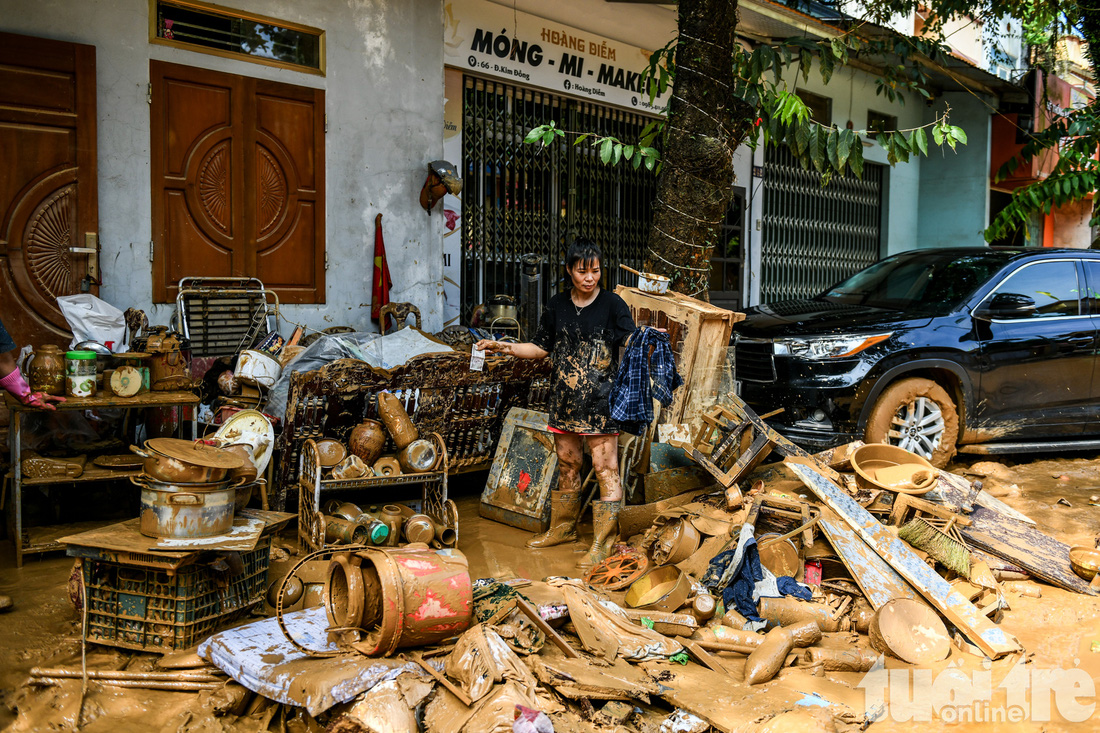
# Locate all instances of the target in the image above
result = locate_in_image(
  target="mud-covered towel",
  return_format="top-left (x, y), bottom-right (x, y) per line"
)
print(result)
top-left (610, 327), bottom-right (683, 434)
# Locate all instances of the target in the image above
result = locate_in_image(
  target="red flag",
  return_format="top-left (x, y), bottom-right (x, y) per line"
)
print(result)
top-left (371, 213), bottom-right (392, 323)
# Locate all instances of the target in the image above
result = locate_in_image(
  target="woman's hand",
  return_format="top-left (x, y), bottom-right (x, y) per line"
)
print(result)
top-left (21, 391), bottom-right (66, 410)
top-left (474, 339), bottom-right (510, 356)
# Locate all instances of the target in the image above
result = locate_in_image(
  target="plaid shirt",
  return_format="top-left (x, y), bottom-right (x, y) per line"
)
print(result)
top-left (609, 327), bottom-right (683, 434)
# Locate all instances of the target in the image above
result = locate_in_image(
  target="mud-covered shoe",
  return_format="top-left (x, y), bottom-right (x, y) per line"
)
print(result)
top-left (577, 499), bottom-right (621, 570)
top-left (526, 490), bottom-right (583, 548)
top-left (0, 595), bottom-right (12, 611)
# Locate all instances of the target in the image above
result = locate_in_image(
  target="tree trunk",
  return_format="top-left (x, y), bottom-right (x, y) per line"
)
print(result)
top-left (644, 0), bottom-right (754, 298)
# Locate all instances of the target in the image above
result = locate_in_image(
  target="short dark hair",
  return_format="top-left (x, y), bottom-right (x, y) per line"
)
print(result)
top-left (566, 238), bottom-right (602, 271)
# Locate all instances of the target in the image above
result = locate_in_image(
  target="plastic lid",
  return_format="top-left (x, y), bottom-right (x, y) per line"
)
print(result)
top-left (368, 522), bottom-right (390, 544)
top-left (65, 350), bottom-right (98, 359)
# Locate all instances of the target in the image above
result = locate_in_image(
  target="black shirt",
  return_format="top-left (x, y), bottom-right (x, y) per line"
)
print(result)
top-left (531, 288), bottom-right (636, 433)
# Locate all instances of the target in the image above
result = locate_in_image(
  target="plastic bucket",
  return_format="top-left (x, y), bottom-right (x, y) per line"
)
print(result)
top-left (324, 544), bottom-right (472, 656)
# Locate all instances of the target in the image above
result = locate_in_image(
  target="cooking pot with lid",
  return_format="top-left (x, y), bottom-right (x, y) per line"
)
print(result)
top-left (130, 438), bottom-right (245, 484)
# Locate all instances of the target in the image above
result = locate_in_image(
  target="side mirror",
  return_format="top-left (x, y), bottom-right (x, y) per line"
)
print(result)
top-left (974, 292), bottom-right (1037, 319)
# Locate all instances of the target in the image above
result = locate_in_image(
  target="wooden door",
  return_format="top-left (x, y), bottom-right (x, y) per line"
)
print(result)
top-left (0, 32), bottom-right (98, 348)
top-left (150, 61), bottom-right (325, 304)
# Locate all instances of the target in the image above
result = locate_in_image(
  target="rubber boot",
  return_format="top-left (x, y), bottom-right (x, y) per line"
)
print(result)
top-left (526, 490), bottom-right (582, 548)
top-left (577, 499), bottom-right (621, 570)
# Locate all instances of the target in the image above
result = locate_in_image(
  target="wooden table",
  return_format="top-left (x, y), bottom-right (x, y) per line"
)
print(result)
top-left (5, 391), bottom-right (199, 567)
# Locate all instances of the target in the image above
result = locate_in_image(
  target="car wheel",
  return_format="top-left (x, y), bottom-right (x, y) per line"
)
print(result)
top-left (864, 377), bottom-right (959, 468)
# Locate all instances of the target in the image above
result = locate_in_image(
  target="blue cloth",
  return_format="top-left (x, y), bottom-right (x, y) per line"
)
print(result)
top-left (0, 318), bottom-right (14, 355)
top-left (609, 327), bottom-right (683, 435)
top-left (777, 576), bottom-right (812, 600)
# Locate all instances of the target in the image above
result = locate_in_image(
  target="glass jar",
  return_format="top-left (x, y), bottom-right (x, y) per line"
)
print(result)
top-left (65, 350), bottom-right (98, 398)
top-left (28, 344), bottom-right (65, 395)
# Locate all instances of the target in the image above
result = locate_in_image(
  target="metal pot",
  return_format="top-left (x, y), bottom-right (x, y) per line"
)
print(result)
top-left (129, 438), bottom-right (244, 484)
top-left (619, 264), bottom-right (670, 294)
top-left (131, 475), bottom-right (243, 538)
top-left (488, 295), bottom-right (518, 321)
top-left (234, 349), bottom-right (282, 388)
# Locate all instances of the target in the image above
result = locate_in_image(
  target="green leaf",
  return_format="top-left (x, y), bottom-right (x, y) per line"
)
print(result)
top-left (849, 139), bottom-right (865, 177)
top-left (611, 143), bottom-right (622, 166)
top-left (524, 126), bottom-right (545, 144)
top-left (827, 128), bottom-right (840, 170)
top-left (837, 129), bottom-right (853, 171)
top-left (574, 132), bottom-right (591, 146)
top-left (795, 121), bottom-right (810, 156)
top-left (799, 49), bottom-right (812, 82)
top-left (632, 154), bottom-right (642, 170)
top-left (951, 126), bottom-right (968, 145)
top-left (932, 125), bottom-right (945, 145)
top-left (542, 130), bottom-right (556, 146)
top-left (600, 139), bottom-right (612, 164)
top-left (913, 127), bottom-right (928, 156)
top-left (623, 144), bottom-right (635, 160)
top-left (809, 127), bottom-right (824, 172)
top-left (644, 156), bottom-right (656, 171)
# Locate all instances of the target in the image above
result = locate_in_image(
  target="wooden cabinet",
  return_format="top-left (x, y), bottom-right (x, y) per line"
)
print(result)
top-left (615, 286), bottom-right (744, 425)
top-left (5, 391), bottom-right (199, 567)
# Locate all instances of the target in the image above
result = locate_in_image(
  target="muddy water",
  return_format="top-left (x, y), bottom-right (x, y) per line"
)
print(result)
top-left (2, 453), bottom-right (1099, 730)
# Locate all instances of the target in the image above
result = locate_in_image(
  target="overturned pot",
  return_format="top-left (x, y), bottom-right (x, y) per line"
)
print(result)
top-left (324, 545), bottom-right (472, 655)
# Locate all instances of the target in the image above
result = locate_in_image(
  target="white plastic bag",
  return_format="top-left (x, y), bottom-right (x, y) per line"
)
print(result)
top-left (56, 294), bottom-right (127, 352)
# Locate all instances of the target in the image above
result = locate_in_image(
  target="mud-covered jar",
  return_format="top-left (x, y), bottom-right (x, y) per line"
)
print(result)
top-left (27, 344), bottom-right (65, 395)
top-left (65, 350), bottom-right (98, 398)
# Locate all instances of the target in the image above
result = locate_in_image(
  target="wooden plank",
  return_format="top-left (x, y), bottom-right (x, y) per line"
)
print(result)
top-left (788, 461), bottom-right (1023, 659)
top-left (960, 506), bottom-right (1095, 595)
top-left (816, 510), bottom-right (921, 610)
top-left (931, 470), bottom-right (1036, 525)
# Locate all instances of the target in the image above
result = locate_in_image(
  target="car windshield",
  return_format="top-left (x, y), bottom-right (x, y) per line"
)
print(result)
top-left (819, 251), bottom-right (1010, 315)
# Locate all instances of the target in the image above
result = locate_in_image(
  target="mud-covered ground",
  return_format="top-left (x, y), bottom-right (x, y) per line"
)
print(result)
top-left (1, 451), bottom-right (1100, 731)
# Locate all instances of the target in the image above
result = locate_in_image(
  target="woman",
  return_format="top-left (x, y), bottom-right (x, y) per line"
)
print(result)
top-left (476, 239), bottom-right (635, 569)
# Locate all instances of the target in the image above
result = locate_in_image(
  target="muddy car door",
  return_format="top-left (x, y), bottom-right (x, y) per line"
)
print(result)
top-left (1081, 259), bottom-right (1100, 433)
top-left (971, 258), bottom-right (1092, 439)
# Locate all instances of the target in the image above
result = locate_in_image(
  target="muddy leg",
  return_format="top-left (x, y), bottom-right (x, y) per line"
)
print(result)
top-left (579, 434), bottom-right (621, 569)
top-left (588, 434), bottom-right (621, 501)
top-left (526, 433), bottom-right (583, 549)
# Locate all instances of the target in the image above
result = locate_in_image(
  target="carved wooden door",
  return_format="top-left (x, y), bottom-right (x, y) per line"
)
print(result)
top-left (0, 32), bottom-right (98, 347)
top-left (150, 61), bottom-right (325, 304)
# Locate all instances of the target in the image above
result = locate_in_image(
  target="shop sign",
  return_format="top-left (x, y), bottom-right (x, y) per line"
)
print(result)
top-left (444, 0), bottom-right (670, 114)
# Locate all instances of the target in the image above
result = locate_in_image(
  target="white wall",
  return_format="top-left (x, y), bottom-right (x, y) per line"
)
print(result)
top-left (1, 0), bottom-right (446, 333)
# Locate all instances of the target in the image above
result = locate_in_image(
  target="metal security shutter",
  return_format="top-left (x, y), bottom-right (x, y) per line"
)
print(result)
top-left (461, 75), bottom-right (656, 322)
top-left (760, 145), bottom-right (883, 302)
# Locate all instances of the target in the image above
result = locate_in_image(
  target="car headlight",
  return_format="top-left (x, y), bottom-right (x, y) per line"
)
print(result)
top-left (773, 333), bottom-right (892, 359)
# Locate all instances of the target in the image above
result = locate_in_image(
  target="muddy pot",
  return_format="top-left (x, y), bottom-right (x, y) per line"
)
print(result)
top-left (625, 565), bottom-right (691, 613)
top-left (130, 438), bottom-right (243, 483)
top-left (133, 476), bottom-right (238, 539)
top-left (234, 349), bottom-right (282, 388)
top-left (397, 439), bottom-right (438, 473)
top-left (349, 419), bottom-right (387, 465)
top-left (324, 545), bottom-right (472, 656)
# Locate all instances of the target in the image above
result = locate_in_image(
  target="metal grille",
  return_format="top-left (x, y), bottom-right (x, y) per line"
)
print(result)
top-left (733, 338), bottom-right (776, 383)
top-left (760, 145), bottom-right (883, 301)
top-left (461, 75), bottom-right (657, 321)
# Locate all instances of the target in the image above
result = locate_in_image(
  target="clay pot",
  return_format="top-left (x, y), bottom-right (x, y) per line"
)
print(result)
top-left (332, 455), bottom-right (369, 480)
top-left (377, 392), bottom-right (418, 449)
top-left (380, 505), bottom-right (404, 547)
top-left (27, 345), bottom-right (65, 395)
top-left (374, 456), bottom-right (402, 476)
top-left (349, 419), bottom-right (386, 465)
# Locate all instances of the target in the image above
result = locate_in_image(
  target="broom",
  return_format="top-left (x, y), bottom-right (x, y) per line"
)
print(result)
top-left (898, 515), bottom-right (971, 578)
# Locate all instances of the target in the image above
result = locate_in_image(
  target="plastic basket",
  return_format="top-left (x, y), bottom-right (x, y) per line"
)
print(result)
top-left (81, 536), bottom-right (271, 652)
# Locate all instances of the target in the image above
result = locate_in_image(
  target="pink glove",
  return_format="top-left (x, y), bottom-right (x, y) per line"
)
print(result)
top-left (0, 369), bottom-right (66, 410)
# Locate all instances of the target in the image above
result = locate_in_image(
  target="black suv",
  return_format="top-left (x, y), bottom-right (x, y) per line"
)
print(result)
top-left (732, 247), bottom-right (1100, 467)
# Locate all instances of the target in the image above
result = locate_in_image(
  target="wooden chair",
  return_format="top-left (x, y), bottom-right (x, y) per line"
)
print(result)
top-left (380, 302), bottom-right (422, 334)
